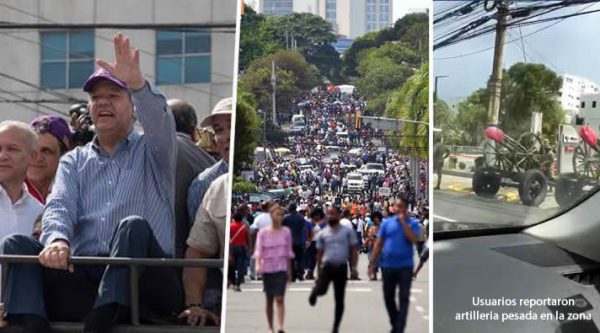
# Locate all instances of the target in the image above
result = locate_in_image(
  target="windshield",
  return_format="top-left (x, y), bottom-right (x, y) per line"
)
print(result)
top-left (433, 1), bottom-right (599, 230)
top-left (366, 163), bottom-right (384, 170)
top-left (348, 174), bottom-right (363, 181)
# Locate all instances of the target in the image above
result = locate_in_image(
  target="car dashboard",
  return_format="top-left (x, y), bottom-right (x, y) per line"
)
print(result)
top-left (433, 188), bottom-right (600, 333)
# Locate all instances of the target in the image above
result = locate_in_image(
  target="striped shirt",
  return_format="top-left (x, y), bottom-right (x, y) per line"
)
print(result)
top-left (41, 81), bottom-right (177, 256)
top-left (187, 159), bottom-right (228, 223)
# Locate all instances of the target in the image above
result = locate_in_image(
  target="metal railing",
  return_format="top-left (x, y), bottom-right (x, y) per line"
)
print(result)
top-left (0, 255), bottom-right (223, 328)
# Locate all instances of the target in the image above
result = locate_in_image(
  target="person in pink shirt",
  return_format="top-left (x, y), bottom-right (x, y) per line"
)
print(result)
top-left (254, 204), bottom-right (295, 333)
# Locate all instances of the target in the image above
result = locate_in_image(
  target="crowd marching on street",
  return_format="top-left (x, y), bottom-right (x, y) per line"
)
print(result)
top-left (230, 87), bottom-right (430, 333)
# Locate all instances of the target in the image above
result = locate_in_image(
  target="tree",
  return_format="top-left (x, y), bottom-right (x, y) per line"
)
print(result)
top-left (233, 91), bottom-right (261, 175)
top-left (500, 62), bottom-right (564, 138)
top-left (354, 52), bottom-right (415, 116)
top-left (238, 7), bottom-right (281, 72)
top-left (232, 177), bottom-right (257, 194)
top-left (385, 63), bottom-right (429, 157)
top-left (239, 50), bottom-right (319, 118)
top-left (454, 89), bottom-right (490, 146)
top-left (266, 13), bottom-right (342, 82)
top-left (342, 13), bottom-right (428, 78)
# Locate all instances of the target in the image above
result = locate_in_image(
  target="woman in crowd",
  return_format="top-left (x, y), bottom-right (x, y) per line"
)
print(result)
top-left (254, 205), bottom-right (295, 333)
top-left (365, 211), bottom-right (383, 280)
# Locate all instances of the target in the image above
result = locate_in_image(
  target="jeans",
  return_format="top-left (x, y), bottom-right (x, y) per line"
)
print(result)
top-left (311, 263), bottom-right (347, 332)
top-left (230, 245), bottom-right (247, 286)
top-left (305, 242), bottom-right (317, 271)
top-left (1, 216), bottom-right (183, 321)
top-left (416, 241), bottom-right (425, 256)
top-left (382, 267), bottom-right (413, 333)
top-left (291, 244), bottom-right (305, 281)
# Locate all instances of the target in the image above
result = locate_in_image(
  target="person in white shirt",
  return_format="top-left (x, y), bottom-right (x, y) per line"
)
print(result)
top-left (0, 121), bottom-right (43, 328)
top-left (0, 121), bottom-right (43, 238)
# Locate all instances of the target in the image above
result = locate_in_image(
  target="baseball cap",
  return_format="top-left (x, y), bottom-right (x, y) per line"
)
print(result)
top-left (201, 97), bottom-right (233, 127)
top-left (83, 68), bottom-right (128, 93)
top-left (31, 115), bottom-right (72, 148)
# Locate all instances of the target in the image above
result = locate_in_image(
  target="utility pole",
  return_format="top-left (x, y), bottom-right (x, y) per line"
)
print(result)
top-left (285, 30), bottom-right (289, 50)
top-left (486, 0), bottom-right (508, 127)
top-left (261, 109), bottom-right (267, 162)
top-left (434, 75), bottom-right (448, 103)
top-left (271, 60), bottom-right (278, 126)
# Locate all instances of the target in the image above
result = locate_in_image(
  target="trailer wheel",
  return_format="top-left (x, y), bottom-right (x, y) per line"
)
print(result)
top-left (518, 169), bottom-right (547, 207)
top-left (554, 174), bottom-right (583, 208)
top-left (472, 167), bottom-right (501, 198)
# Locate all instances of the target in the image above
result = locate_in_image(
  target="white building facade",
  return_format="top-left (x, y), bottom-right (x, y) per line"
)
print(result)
top-left (258, 0), bottom-right (393, 39)
top-left (560, 74), bottom-right (600, 121)
top-left (0, 0), bottom-right (236, 124)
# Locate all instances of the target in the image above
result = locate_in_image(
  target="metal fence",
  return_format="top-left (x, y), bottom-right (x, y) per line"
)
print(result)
top-left (0, 255), bottom-right (223, 332)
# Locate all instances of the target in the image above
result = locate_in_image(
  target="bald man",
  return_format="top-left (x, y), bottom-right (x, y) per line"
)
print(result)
top-left (0, 121), bottom-right (42, 238)
top-left (168, 98), bottom-right (216, 258)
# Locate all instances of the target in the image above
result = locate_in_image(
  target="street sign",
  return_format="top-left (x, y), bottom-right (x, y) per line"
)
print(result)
top-left (379, 187), bottom-right (391, 197)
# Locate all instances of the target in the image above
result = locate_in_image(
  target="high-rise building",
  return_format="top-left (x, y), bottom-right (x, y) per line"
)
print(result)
top-left (559, 74), bottom-right (600, 121)
top-left (259, 0), bottom-right (294, 16)
top-left (258, 0), bottom-right (393, 39)
top-left (365, 0), bottom-right (391, 34)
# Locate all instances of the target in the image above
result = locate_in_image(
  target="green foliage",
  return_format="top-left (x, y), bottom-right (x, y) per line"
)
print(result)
top-left (454, 89), bottom-right (490, 146)
top-left (266, 13), bottom-right (342, 82)
top-left (239, 7), bottom-right (282, 72)
top-left (343, 12), bottom-right (428, 78)
top-left (385, 63), bottom-right (429, 157)
top-left (441, 62), bottom-right (565, 146)
top-left (240, 50), bottom-right (319, 117)
top-left (354, 43), bottom-right (419, 115)
top-left (233, 177), bottom-right (257, 194)
top-left (500, 62), bottom-right (564, 138)
top-left (233, 92), bottom-right (261, 175)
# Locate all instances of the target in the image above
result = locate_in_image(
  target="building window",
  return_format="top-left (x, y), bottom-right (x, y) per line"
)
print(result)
top-left (593, 101), bottom-right (597, 108)
top-left (326, 0), bottom-right (336, 25)
top-left (156, 30), bottom-right (211, 85)
top-left (41, 30), bottom-right (95, 89)
top-left (582, 102), bottom-right (586, 108)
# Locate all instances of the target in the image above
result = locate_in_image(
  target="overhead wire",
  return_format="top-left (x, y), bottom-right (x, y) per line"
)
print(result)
top-left (0, 2), bottom-right (234, 82)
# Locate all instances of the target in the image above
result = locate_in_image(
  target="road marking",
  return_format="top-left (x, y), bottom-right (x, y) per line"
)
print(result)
top-left (433, 214), bottom-right (457, 222)
top-left (410, 288), bottom-right (422, 293)
top-left (422, 315), bottom-right (429, 320)
top-left (239, 287), bottom-right (373, 292)
top-left (247, 280), bottom-right (369, 284)
top-left (410, 296), bottom-right (416, 302)
top-left (415, 305), bottom-right (425, 313)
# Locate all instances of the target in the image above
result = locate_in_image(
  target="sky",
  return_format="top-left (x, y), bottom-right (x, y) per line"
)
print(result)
top-left (434, 2), bottom-right (600, 104)
top-left (245, 0), bottom-right (428, 22)
top-left (394, 0), bottom-right (429, 21)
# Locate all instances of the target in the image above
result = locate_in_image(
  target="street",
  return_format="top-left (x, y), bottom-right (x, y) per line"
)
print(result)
top-left (433, 173), bottom-right (560, 226)
top-left (225, 253), bottom-right (429, 333)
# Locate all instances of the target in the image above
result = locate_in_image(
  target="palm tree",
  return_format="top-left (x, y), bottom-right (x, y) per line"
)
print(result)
top-left (385, 63), bottom-right (429, 158)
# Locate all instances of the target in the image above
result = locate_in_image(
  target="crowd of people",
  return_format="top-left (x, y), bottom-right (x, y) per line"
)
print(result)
top-left (0, 33), bottom-right (229, 332)
top-left (231, 88), bottom-right (430, 333)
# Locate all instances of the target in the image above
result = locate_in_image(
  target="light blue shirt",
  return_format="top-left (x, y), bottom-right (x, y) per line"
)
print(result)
top-left (187, 159), bottom-right (229, 223)
top-left (41, 82), bottom-right (177, 256)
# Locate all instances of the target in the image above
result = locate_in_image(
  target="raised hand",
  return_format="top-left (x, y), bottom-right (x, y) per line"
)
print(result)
top-left (96, 32), bottom-right (145, 90)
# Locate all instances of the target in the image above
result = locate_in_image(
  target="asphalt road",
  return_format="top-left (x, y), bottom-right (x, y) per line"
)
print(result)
top-left (225, 253), bottom-right (429, 333)
top-left (433, 190), bottom-right (560, 226)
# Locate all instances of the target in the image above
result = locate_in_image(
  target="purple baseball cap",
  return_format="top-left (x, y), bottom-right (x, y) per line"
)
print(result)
top-left (31, 115), bottom-right (72, 147)
top-left (83, 68), bottom-right (128, 93)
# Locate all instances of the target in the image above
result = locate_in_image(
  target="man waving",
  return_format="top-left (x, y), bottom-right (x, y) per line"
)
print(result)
top-left (1, 33), bottom-right (180, 333)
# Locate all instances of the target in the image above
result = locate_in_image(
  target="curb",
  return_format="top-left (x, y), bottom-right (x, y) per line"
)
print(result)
top-left (443, 183), bottom-right (521, 204)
